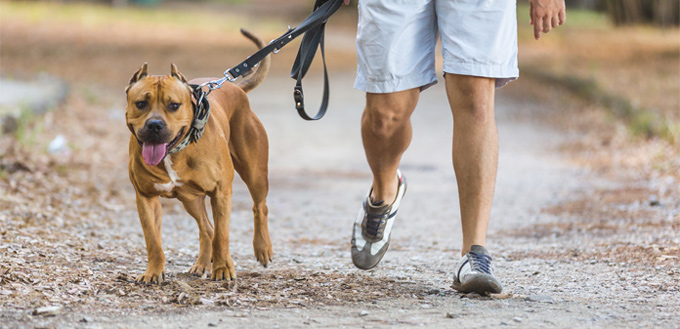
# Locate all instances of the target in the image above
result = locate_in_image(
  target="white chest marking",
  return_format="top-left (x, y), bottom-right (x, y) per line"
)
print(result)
top-left (154, 156), bottom-right (183, 193)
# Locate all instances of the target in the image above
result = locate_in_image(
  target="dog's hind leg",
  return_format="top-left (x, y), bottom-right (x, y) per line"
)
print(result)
top-left (229, 113), bottom-right (273, 267)
top-left (181, 196), bottom-right (214, 277)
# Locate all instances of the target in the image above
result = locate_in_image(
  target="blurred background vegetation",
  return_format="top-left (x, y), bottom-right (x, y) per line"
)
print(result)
top-left (0, 0), bottom-right (678, 144)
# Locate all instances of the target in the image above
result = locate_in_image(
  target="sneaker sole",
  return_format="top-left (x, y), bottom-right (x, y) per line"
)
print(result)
top-left (452, 273), bottom-right (503, 294)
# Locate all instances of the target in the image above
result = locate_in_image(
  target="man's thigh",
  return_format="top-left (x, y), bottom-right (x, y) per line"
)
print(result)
top-left (355, 0), bottom-right (438, 94)
top-left (437, 0), bottom-right (519, 89)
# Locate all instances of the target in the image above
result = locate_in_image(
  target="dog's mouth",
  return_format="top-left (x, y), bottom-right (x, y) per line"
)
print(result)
top-left (141, 127), bottom-right (185, 167)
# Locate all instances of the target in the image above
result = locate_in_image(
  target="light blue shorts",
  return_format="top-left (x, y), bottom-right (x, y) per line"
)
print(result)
top-left (354, 0), bottom-right (519, 93)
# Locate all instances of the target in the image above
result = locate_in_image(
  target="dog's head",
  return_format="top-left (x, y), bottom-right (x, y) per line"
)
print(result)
top-left (125, 63), bottom-right (194, 166)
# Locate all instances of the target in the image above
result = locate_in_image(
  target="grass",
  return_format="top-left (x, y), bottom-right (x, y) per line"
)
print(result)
top-left (12, 108), bottom-right (43, 148)
top-left (516, 4), bottom-right (611, 42)
top-left (0, 1), bottom-right (285, 35)
top-left (524, 67), bottom-right (680, 144)
top-left (516, 4), bottom-right (680, 145)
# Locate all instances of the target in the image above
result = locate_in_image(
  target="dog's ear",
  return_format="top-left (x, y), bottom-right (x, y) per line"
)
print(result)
top-left (126, 63), bottom-right (148, 93)
top-left (170, 63), bottom-right (188, 84)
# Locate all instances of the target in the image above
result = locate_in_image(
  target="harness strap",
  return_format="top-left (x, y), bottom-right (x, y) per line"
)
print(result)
top-left (168, 85), bottom-right (211, 154)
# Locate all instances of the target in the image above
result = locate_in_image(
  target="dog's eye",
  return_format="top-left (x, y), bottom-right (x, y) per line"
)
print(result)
top-left (135, 101), bottom-right (147, 109)
top-left (168, 103), bottom-right (181, 112)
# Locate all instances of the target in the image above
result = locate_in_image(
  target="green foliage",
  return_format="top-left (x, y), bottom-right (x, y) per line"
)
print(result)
top-left (516, 4), bottom-right (611, 42)
top-left (13, 108), bottom-right (44, 148)
top-left (1, 1), bottom-right (247, 32)
top-left (523, 67), bottom-right (679, 145)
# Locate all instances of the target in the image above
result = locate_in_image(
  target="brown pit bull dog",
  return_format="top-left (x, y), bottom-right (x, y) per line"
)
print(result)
top-left (125, 30), bottom-right (273, 283)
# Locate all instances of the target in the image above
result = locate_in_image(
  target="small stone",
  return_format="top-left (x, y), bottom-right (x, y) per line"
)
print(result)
top-left (34, 306), bottom-right (63, 316)
top-left (79, 317), bottom-right (93, 323)
top-left (526, 294), bottom-right (555, 303)
top-left (1, 116), bottom-right (18, 134)
top-left (47, 134), bottom-right (69, 154)
top-left (421, 304), bottom-right (432, 309)
top-left (649, 195), bottom-right (661, 206)
top-left (489, 293), bottom-right (512, 299)
top-left (208, 323), bottom-right (217, 327)
top-left (446, 312), bottom-right (459, 319)
top-left (513, 317), bottom-right (523, 322)
top-left (360, 310), bottom-right (369, 317)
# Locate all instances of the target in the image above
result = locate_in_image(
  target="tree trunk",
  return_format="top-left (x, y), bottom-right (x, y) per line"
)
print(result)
top-left (603, 0), bottom-right (679, 27)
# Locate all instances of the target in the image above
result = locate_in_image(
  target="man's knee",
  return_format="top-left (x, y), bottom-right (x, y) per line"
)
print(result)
top-left (363, 90), bottom-right (418, 139)
top-left (445, 74), bottom-right (495, 125)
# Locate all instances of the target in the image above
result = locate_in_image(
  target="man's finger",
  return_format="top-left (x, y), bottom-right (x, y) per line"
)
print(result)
top-left (534, 16), bottom-right (543, 39)
top-left (559, 10), bottom-right (566, 25)
top-left (552, 16), bottom-right (560, 29)
top-left (543, 16), bottom-right (552, 33)
top-left (343, 0), bottom-right (351, 5)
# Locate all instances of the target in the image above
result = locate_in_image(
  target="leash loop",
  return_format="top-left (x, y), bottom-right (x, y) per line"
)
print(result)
top-left (196, 0), bottom-right (342, 122)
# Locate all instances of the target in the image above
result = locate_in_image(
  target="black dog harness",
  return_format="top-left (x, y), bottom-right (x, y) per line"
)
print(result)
top-left (168, 85), bottom-right (211, 154)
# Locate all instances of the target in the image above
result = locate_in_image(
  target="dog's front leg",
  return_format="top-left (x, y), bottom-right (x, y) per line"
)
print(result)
top-left (135, 193), bottom-right (166, 283)
top-left (182, 196), bottom-right (214, 276)
top-left (210, 184), bottom-right (235, 281)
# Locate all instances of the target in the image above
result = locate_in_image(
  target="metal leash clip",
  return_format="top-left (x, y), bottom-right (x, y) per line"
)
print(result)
top-left (196, 70), bottom-right (238, 95)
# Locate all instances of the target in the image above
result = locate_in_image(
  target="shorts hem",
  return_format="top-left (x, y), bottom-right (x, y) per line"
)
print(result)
top-left (354, 75), bottom-right (438, 94)
top-left (443, 61), bottom-right (519, 88)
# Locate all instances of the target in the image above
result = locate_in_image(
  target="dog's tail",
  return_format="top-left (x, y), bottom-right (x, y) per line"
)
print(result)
top-left (235, 29), bottom-right (271, 93)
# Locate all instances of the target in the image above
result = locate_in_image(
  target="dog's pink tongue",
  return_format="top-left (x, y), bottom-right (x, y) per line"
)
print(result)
top-left (142, 142), bottom-right (168, 166)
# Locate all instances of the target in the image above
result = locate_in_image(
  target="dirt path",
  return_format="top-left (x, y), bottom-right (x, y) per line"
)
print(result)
top-left (2, 71), bottom-right (678, 328)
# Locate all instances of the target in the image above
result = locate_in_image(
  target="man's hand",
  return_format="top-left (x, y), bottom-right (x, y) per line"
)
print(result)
top-left (529, 0), bottom-right (566, 40)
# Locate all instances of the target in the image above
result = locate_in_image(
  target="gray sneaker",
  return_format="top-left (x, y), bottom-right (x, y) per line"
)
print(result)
top-left (351, 170), bottom-right (406, 270)
top-left (452, 245), bottom-right (503, 294)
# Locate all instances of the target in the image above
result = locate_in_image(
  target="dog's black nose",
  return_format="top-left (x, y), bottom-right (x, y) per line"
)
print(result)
top-left (145, 120), bottom-right (165, 133)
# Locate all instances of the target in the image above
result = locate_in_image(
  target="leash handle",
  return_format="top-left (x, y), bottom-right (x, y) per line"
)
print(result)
top-left (290, 0), bottom-right (341, 120)
top-left (226, 0), bottom-right (342, 121)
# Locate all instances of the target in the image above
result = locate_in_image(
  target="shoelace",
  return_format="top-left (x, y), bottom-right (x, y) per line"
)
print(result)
top-left (364, 212), bottom-right (387, 238)
top-left (467, 251), bottom-right (493, 275)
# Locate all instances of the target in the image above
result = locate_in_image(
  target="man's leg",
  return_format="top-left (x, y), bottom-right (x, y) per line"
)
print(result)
top-left (445, 74), bottom-right (498, 256)
top-left (362, 89), bottom-right (419, 203)
top-left (446, 73), bottom-right (502, 293)
top-left (351, 89), bottom-right (418, 270)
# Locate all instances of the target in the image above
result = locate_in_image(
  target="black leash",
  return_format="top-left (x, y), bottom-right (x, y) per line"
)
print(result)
top-left (199, 0), bottom-right (343, 121)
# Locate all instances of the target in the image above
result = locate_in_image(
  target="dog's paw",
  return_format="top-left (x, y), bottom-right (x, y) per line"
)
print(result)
top-left (254, 245), bottom-right (274, 268)
top-left (211, 257), bottom-right (236, 281)
top-left (188, 261), bottom-right (212, 277)
top-left (135, 270), bottom-right (166, 284)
